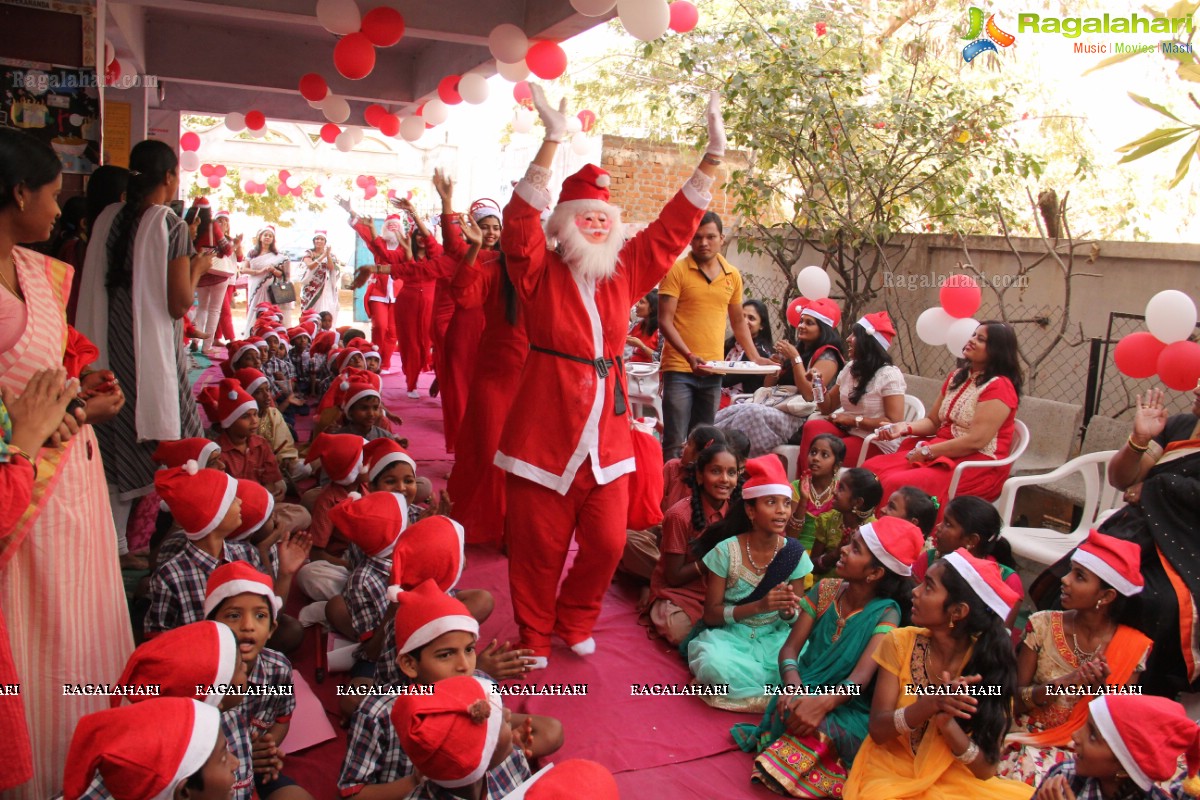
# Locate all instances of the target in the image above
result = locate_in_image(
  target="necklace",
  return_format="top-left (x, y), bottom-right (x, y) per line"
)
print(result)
top-left (1070, 619), bottom-right (1108, 663)
top-left (744, 535), bottom-right (781, 572)
top-left (0, 265), bottom-right (21, 300)
top-left (809, 478), bottom-right (834, 506)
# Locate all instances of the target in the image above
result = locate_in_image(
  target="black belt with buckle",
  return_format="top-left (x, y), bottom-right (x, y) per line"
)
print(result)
top-left (529, 344), bottom-right (627, 416)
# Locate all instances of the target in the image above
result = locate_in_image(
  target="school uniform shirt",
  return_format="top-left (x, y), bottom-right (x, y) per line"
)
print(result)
top-left (157, 532), bottom-right (279, 580)
top-left (345, 555), bottom-right (391, 643)
top-left (329, 423), bottom-right (397, 443)
top-left (337, 695), bottom-right (413, 797)
top-left (258, 405), bottom-right (300, 464)
top-left (406, 747), bottom-right (532, 800)
top-left (289, 349), bottom-right (311, 387)
top-left (218, 432), bottom-right (284, 487)
top-left (262, 355), bottom-right (295, 397)
top-left (246, 648), bottom-right (296, 733)
top-left (223, 705), bottom-right (255, 800)
top-left (1032, 760), bottom-right (1191, 800)
top-left (144, 541), bottom-right (265, 635)
top-left (374, 617), bottom-right (405, 690)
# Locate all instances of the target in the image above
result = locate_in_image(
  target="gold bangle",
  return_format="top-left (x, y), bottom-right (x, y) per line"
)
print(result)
top-left (7, 447), bottom-right (38, 478)
top-left (1126, 435), bottom-right (1150, 453)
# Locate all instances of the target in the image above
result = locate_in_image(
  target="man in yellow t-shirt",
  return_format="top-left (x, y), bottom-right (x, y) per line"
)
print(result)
top-left (658, 212), bottom-right (772, 459)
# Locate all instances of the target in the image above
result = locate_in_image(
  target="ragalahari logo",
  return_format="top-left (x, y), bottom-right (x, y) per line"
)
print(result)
top-left (961, 7), bottom-right (1016, 62)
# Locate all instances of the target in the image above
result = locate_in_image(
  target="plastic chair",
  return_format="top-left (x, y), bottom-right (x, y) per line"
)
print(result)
top-left (947, 419), bottom-right (1031, 499)
top-left (994, 449), bottom-right (1124, 568)
top-left (855, 394), bottom-right (927, 467)
top-left (625, 361), bottom-right (662, 420)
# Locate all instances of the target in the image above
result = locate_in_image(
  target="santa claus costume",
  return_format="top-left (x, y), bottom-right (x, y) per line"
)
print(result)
top-left (350, 213), bottom-right (405, 371)
top-left (496, 85), bottom-right (727, 663)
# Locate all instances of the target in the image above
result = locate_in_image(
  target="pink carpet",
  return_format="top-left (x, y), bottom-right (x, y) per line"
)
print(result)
top-left (202, 358), bottom-right (775, 798)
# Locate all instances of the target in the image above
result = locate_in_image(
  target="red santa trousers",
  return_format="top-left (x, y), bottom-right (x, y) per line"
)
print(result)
top-left (393, 282), bottom-right (434, 391)
top-left (367, 300), bottom-right (397, 369)
top-left (505, 464), bottom-right (630, 657)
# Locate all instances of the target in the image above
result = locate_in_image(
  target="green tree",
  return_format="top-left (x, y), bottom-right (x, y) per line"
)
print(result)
top-left (186, 168), bottom-right (325, 226)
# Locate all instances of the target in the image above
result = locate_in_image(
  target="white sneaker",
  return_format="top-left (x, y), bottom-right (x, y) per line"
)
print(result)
top-left (407, 390), bottom-right (420, 399)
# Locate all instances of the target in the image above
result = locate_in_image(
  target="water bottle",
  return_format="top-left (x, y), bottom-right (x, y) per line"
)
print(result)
top-left (812, 372), bottom-right (825, 404)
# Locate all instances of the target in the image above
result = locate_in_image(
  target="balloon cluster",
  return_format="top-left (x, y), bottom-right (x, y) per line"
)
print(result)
top-left (1114, 290), bottom-right (1200, 391)
top-left (785, 266), bottom-right (832, 326)
top-left (573, 0), bottom-right (698, 41)
top-left (488, 25), bottom-right (569, 81)
top-left (179, 131), bottom-right (203, 172)
top-left (198, 163), bottom-right (227, 190)
top-left (915, 274), bottom-right (983, 357)
top-left (315, 0), bottom-right (405, 80)
top-left (355, 174), bottom-right (379, 201)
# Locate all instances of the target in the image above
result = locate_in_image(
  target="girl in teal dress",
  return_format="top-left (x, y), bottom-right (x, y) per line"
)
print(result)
top-left (687, 455), bottom-right (813, 712)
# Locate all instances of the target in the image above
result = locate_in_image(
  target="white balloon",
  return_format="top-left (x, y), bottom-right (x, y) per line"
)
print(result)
top-left (179, 151), bottom-right (201, 172)
top-left (399, 116), bottom-right (425, 142)
top-left (565, 115), bottom-right (583, 134)
top-left (421, 97), bottom-right (449, 125)
top-left (104, 39), bottom-right (115, 66)
top-left (1145, 289), bottom-right (1198, 345)
top-left (321, 95), bottom-right (351, 124)
top-left (496, 59), bottom-right (530, 82)
top-left (945, 317), bottom-right (980, 357)
top-left (512, 107), bottom-right (535, 133)
top-left (570, 132), bottom-right (590, 155)
top-left (570, 0), bottom-right (617, 16)
top-left (795, 266), bottom-right (831, 300)
top-left (114, 58), bottom-right (137, 89)
top-left (224, 111), bottom-right (246, 132)
top-left (457, 73), bottom-right (489, 104)
top-left (307, 97), bottom-right (324, 109)
top-left (315, 0), bottom-right (361, 35)
top-left (335, 131), bottom-right (355, 152)
top-left (347, 125), bottom-right (365, 144)
top-left (488, 23), bottom-right (529, 63)
top-left (250, 126), bottom-right (268, 138)
top-left (617, 0), bottom-right (670, 40)
top-left (252, 170), bottom-right (269, 183)
top-left (915, 307), bottom-right (956, 347)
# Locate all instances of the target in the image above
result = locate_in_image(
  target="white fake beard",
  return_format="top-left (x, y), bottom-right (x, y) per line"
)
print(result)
top-left (381, 230), bottom-right (401, 250)
top-left (547, 205), bottom-right (625, 283)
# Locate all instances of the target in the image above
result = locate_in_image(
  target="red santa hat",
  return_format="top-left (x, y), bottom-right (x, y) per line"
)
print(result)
top-left (384, 213), bottom-right (404, 228)
top-left (332, 348), bottom-right (366, 374)
top-left (299, 319), bottom-right (319, 336)
top-left (859, 517), bottom-right (925, 577)
top-left (154, 463), bottom-right (238, 540)
top-left (557, 164), bottom-right (612, 211)
top-left (364, 438), bottom-right (417, 483)
top-left (387, 515), bottom-right (466, 601)
top-left (233, 367), bottom-right (269, 398)
top-left (741, 455), bottom-right (792, 500)
top-left (63, 699), bottom-right (222, 800)
top-left (391, 675), bottom-right (504, 789)
top-left (152, 438), bottom-right (220, 470)
top-left (329, 491), bottom-right (409, 558)
top-left (227, 478), bottom-right (275, 542)
top-left (252, 337), bottom-right (270, 352)
top-left (257, 224), bottom-right (276, 238)
top-left (340, 375), bottom-right (381, 414)
top-left (505, 761), bottom-right (620, 800)
top-left (856, 311), bottom-right (896, 350)
top-left (300, 308), bottom-right (321, 320)
top-left (114, 621), bottom-right (237, 707)
top-left (943, 548), bottom-right (1021, 620)
top-left (1089, 695), bottom-right (1200, 792)
top-left (311, 330), bottom-right (338, 355)
top-left (1070, 530), bottom-right (1144, 597)
top-left (215, 208), bottom-right (231, 219)
top-left (313, 229), bottom-right (328, 238)
top-left (470, 198), bottom-right (502, 223)
top-left (793, 297), bottom-right (842, 329)
top-left (203, 561), bottom-right (281, 619)
top-left (228, 339), bottom-right (260, 365)
top-left (393, 579), bottom-right (479, 655)
top-left (190, 196), bottom-right (210, 212)
top-left (286, 326), bottom-right (310, 343)
top-left (305, 433), bottom-right (365, 485)
top-left (213, 378), bottom-right (257, 429)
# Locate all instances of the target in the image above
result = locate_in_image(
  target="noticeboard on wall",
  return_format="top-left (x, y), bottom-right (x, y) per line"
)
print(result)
top-left (0, 58), bottom-right (101, 174)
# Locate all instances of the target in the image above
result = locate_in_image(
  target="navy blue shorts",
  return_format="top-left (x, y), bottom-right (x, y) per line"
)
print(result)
top-left (255, 771), bottom-right (298, 797)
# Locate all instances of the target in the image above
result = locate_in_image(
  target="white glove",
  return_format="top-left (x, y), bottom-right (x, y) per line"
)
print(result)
top-left (705, 90), bottom-right (726, 157)
top-left (530, 83), bottom-right (569, 143)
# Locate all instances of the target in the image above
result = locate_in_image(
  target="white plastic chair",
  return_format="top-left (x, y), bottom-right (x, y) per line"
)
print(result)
top-left (946, 419), bottom-right (1030, 499)
top-left (994, 449), bottom-right (1124, 568)
top-left (625, 361), bottom-right (662, 420)
top-left (855, 394), bottom-right (927, 467)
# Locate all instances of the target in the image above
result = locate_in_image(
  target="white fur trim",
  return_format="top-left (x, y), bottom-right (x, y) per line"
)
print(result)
top-left (203, 577), bottom-right (282, 618)
top-left (799, 310), bottom-right (835, 328)
top-left (943, 551), bottom-right (1012, 620)
top-left (186, 475), bottom-right (238, 540)
top-left (743, 483), bottom-right (792, 500)
top-left (553, 198), bottom-right (615, 218)
top-left (448, 518), bottom-right (466, 590)
top-left (334, 459), bottom-right (364, 486)
top-left (1091, 697), bottom-right (1154, 790)
top-left (203, 622), bottom-right (238, 707)
top-left (437, 677), bottom-right (503, 789)
top-left (1071, 549), bottom-right (1143, 597)
top-left (343, 388), bottom-right (381, 414)
top-left (515, 178), bottom-right (551, 211)
top-left (368, 451), bottom-right (417, 483)
top-left (152, 702), bottom-right (221, 800)
top-left (856, 316), bottom-right (891, 350)
top-left (397, 614), bottom-right (479, 655)
top-left (196, 441), bottom-right (221, 469)
top-left (372, 493), bottom-right (409, 558)
top-left (220, 399), bottom-right (258, 429)
top-left (859, 522), bottom-right (912, 576)
top-left (242, 376), bottom-right (268, 397)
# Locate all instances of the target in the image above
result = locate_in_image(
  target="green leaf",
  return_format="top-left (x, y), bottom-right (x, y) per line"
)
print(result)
top-left (1127, 93), bottom-right (1184, 122)
top-left (1116, 126), bottom-right (1191, 152)
top-left (1117, 130), bottom-right (1194, 162)
top-left (1178, 63), bottom-right (1200, 82)
top-left (1168, 136), bottom-right (1196, 187)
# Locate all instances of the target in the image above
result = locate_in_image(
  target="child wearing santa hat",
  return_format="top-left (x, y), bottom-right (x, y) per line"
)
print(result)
top-left (1033, 695), bottom-right (1200, 800)
top-left (63, 699), bottom-right (236, 800)
top-left (226, 339), bottom-right (263, 372)
top-left (685, 454), bottom-right (811, 710)
top-left (504, 760), bottom-right (619, 800)
top-left (234, 367), bottom-right (309, 487)
top-left (392, 675), bottom-right (532, 799)
top-left (286, 326), bottom-right (313, 398)
top-left (209, 378), bottom-right (285, 501)
top-left (294, 433), bottom-right (368, 607)
top-left (260, 331), bottom-right (302, 414)
top-left (204, 563), bottom-right (315, 800)
top-left (328, 373), bottom-right (399, 443)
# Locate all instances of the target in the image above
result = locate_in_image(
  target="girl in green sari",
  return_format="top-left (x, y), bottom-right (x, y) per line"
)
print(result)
top-left (733, 517), bottom-right (924, 797)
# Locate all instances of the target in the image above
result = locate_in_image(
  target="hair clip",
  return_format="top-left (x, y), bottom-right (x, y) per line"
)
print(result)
top-left (930, 495), bottom-right (940, 510)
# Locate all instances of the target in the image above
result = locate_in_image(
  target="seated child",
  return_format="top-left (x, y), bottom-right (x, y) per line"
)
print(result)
top-left (211, 378), bottom-right (286, 500)
top-left (148, 438), bottom-right (226, 570)
top-left (1032, 695), bottom-right (1200, 800)
top-left (880, 485), bottom-right (938, 545)
top-left (810, 467), bottom-right (881, 580)
top-left (319, 311), bottom-right (335, 332)
top-left (227, 339), bottom-right (263, 372)
top-left (309, 330), bottom-right (338, 400)
top-left (234, 367), bottom-right (308, 481)
top-left (392, 675), bottom-right (533, 799)
top-left (295, 433), bottom-right (367, 604)
top-left (286, 326), bottom-right (313, 398)
top-left (260, 332), bottom-right (301, 412)
top-left (1002, 531), bottom-right (1151, 787)
top-left (63, 699), bottom-right (233, 800)
top-left (205, 562), bottom-right (316, 800)
top-left (911, 495), bottom-right (1023, 631)
top-left (330, 375), bottom-right (399, 442)
top-left (786, 433), bottom-right (845, 555)
top-left (686, 456), bottom-right (813, 712)
top-left (646, 442), bottom-right (738, 645)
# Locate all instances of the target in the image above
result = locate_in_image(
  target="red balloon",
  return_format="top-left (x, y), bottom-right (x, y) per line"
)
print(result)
top-left (361, 6), bottom-right (405, 47)
top-left (320, 122), bottom-right (341, 143)
top-left (104, 59), bottom-right (121, 86)
top-left (207, 175), bottom-right (221, 189)
top-left (279, 170), bottom-right (292, 186)
top-left (378, 113), bottom-right (400, 136)
top-left (214, 165), bottom-right (227, 178)
top-left (368, 175), bottom-right (377, 185)
top-left (1114, 332), bottom-right (1168, 379)
top-left (299, 73), bottom-right (328, 102)
top-left (180, 131), bottom-right (201, 152)
top-left (577, 109), bottom-right (596, 133)
top-left (199, 163), bottom-right (214, 177)
top-left (668, 0), bottom-right (699, 33)
top-left (243, 180), bottom-right (256, 193)
top-left (364, 185), bottom-right (378, 200)
top-left (356, 174), bottom-right (369, 188)
top-left (1157, 340), bottom-right (1200, 390)
top-left (291, 185), bottom-right (304, 197)
top-left (525, 41), bottom-right (567, 80)
top-left (276, 182), bottom-right (290, 196)
top-left (245, 110), bottom-right (266, 131)
top-left (438, 75), bottom-right (463, 105)
top-left (786, 297), bottom-right (807, 328)
top-left (513, 81), bottom-right (532, 104)
top-left (364, 103), bottom-right (388, 127)
top-left (939, 274), bottom-right (981, 319)
top-left (315, 185), bottom-right (325, 198)
top-left (334, 32), bottom-right (376, 80)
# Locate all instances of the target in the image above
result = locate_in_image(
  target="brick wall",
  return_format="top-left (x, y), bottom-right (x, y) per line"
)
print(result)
top-left (600, 134), bottom-right (747, 226)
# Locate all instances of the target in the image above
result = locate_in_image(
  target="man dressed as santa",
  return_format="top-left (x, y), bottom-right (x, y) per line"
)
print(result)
top-left (342, 201), bottom-right (405, 372)
top-left (497, 84), bottom-right (728, 667)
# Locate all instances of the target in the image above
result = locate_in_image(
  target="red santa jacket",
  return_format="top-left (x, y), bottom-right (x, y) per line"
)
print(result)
top-left (352, 220), bottom-right (404, 305)
top-left (494, 179), bottom-right (707, 494)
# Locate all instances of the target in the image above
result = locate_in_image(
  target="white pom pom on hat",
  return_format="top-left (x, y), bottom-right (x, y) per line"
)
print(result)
top-left (184, 459), bottom-right (200, 476)
top-left (595, 174), bottom-right (610, 188)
